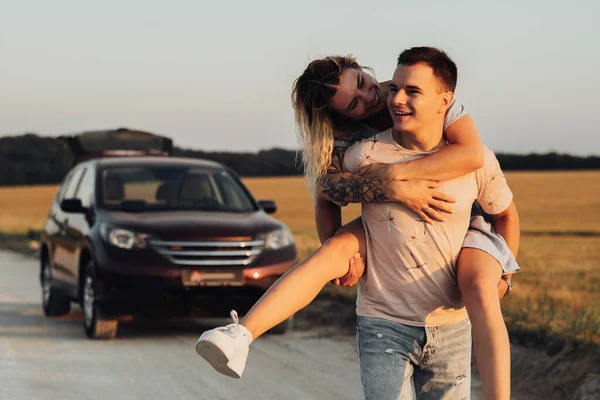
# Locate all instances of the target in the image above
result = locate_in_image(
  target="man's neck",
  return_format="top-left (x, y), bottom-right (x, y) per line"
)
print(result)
top-left (392, 124), bottom-right (445, 152)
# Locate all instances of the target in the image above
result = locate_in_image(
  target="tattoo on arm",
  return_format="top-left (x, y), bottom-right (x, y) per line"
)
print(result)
top-left (316, 147), bottom-right (388, 203)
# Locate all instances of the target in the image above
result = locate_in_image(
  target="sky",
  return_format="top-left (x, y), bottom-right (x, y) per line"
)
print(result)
top-left (1, 0), bottom-right (599, 156)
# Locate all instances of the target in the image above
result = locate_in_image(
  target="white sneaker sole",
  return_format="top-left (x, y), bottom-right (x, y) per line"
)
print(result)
top-left (195, 336), bottom-right (242, 379)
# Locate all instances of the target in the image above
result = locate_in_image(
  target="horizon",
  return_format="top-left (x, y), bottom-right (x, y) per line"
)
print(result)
top-left (3, 130), bottom-right (599, 158)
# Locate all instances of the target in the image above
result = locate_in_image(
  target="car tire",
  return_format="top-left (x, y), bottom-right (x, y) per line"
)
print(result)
top-left (81, 260), bottom-right (118, 340)
top-left (268, 316), bottom-right (294, 335)
top-left (41, 258), bottom-right (71, 317)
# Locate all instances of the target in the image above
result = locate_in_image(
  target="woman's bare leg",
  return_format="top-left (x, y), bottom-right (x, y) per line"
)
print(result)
top-left (457, 248), bottom-right (510, 400)
top-left (241, 217), bottom-right (366, 339)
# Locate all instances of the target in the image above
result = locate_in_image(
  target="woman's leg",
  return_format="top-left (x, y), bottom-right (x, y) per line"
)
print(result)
top-left (456, 248), bottom-right (510, 400)
top-left (195, 218), bottom-right (367, 378)
top-left (241, 217), bottom-right (367, 339)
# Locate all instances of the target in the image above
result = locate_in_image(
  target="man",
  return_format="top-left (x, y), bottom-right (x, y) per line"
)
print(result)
top-left (194, 47), bottom-right (517, 399)
top-left (341, 47), bottom-right (518, 399)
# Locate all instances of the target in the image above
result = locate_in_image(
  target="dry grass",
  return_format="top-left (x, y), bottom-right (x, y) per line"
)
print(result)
top-left (503, 170), bottom-right (600, 233)
top-left (0, 171), bottom-right (599, 344)
top-left (244, 170), bottom-right (600, 237)
top-left (0, 184), bottom-right (59, 233)
top-left (502, 236), bottom-right (600, 345)
top-left (3, 171), bottom-right (598, 235)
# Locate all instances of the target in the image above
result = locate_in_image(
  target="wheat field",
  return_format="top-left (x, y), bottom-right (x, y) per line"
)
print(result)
top-left (2, 171), bottom-right (599, 235)
top-left (0, 171), bottom-right (599, 344)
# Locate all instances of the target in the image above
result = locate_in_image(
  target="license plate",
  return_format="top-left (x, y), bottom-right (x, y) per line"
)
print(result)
top-left (181, 269), bottom-right (244, 286)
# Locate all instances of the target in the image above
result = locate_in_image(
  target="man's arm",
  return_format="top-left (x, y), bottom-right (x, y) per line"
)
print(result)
top-left (314, 149), bottom-right (363, 287)
top-left (315, 197), bottom-right (342, 244)
top-left (491, 201), bottom-right (520, 297)
top-left (360, 115), bottom-right (485, 181)
top-left (314, 197), bottom-right (365, 287)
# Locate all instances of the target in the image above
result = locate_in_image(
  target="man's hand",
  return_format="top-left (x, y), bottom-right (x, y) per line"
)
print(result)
top-left (383, 180), bottom-right (456, 224)
top-left (331, 253), bottom-right (365, 287)
top-left (497, 274), bottom-right (511, 299)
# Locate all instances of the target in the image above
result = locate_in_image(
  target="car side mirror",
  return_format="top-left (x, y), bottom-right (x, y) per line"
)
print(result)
top-left (61, 198), bottom-right (85, 213)
top-left (257, 200), bottom-right (277, 214)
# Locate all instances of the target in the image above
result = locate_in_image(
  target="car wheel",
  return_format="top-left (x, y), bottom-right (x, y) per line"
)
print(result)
top-left (81, 260), bottom-right (118, 340)
top-left (41, 258), bottom-right (71, 317)
top-left (267, 316), bottom-right (294, 335)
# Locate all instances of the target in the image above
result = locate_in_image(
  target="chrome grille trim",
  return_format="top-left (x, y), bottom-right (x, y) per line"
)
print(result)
top-left (149, 239), bottom-right (264, 266)
top-left (150, 240), bottom-right (264, 247)
top-left (158, 249), bottom-right (261, 257)
top-left (165, 259), bottom-right (251, 266)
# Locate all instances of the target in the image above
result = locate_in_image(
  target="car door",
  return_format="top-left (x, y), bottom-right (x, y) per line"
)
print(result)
top-left (48, 169), bottom-right (76, 284)
top-left (63, 165), bottom-right (96, 283)
top-left (53, 166), bottom-right (85, 286)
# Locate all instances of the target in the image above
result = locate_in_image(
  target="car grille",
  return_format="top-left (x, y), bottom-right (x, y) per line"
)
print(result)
top-left (148, 239), bottom-right (264, 266)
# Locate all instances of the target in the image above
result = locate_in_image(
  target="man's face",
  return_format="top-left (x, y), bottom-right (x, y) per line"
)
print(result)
top-left (330, 68), bottom-right (386, 120)
top-left (387, 63), bottom-right (452, 134)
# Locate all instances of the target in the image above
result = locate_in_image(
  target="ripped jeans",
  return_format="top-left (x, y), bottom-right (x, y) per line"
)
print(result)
top-left (357, 316), bottom-right (472, 400)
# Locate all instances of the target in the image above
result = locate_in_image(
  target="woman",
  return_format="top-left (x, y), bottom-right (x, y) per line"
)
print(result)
top-left (196, 55), bottom-right (519, 400)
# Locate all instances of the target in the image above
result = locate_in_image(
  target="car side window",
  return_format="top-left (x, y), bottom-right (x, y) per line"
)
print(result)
top-left (63, 167), bottom-right (85, 200)
top-left (74, 167), bottom-right (95, 208)
top-left (56, 170), bottom-right (75, 204)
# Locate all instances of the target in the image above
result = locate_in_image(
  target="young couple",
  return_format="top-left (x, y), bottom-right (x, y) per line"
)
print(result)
top-left (195, 47), bottom-right (520, 400)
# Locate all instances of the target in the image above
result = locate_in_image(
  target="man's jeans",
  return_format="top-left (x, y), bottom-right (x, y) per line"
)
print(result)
top-left (357, 316), bottom-right (472, 400)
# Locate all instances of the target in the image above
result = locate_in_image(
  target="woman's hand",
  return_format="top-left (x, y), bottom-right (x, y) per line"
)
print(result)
top-left (382, 179), bottom-right (456, 224)
top-left (331, 253), bottom-right (365, 287)
top-left (359, 163), bottom-right (405, 181)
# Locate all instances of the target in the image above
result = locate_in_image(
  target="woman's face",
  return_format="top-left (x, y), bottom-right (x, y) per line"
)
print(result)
top-left (329, 68), bottom-right (385, 121)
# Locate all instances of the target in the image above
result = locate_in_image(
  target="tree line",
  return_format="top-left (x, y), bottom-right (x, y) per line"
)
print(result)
top-left (0, 133), bottom-right (598, 187)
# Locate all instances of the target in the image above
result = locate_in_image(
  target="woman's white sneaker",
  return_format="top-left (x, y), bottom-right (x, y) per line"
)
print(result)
top-left (195, 310), bottom-right (253, 378)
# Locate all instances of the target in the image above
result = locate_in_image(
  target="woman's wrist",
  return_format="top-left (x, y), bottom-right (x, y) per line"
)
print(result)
top-left (383, 179), bottom-right (408, 203)
top-left (389, 162), bottom-right (409, 181)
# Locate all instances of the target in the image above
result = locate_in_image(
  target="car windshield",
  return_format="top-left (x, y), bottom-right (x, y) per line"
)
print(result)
top-left (98, 166), bottom-right (256, 213)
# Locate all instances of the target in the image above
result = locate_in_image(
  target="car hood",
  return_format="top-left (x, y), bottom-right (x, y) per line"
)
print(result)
top-left (98, 210), bottom-right (283, 240)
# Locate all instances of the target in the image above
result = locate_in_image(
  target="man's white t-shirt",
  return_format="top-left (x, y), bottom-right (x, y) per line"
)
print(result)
top-left (343, 129), bottom-right (513, 326)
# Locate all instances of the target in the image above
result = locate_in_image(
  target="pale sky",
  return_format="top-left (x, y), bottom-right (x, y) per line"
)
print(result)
top-left (1, 0), bottom-right (599, 155)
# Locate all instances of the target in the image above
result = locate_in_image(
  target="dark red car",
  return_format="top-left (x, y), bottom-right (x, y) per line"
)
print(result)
top-left (40, 129), bottom-right (298, 339)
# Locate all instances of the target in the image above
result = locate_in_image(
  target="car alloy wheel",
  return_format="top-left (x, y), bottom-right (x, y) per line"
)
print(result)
top-left (40, 258), bottom-right (71, 317)
top-left (42, 260), bottom-right (52, 307)
top-left (81, 260), bottom-right (118, 339)
top-left (83, 275), bottom-right (95, 329)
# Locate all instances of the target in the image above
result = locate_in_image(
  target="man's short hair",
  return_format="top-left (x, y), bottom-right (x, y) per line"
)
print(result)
top-left (397, 47), bottom-right (457, 93)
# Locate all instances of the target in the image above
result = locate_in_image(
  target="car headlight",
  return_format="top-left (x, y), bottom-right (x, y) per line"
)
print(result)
top-left (261, 227), bottom-right (294, 250)
top-left (99, 224), bottom-right (149, 249)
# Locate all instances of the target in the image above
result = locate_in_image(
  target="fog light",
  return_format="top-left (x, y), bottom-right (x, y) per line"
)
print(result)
top-left (252, 272), bottom-right (260, 279)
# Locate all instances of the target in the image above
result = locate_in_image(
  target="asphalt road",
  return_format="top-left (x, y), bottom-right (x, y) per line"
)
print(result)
top-left (0, 249), bottom-right (484, 400)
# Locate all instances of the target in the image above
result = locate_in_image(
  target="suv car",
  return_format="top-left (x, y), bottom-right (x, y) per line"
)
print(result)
top-left (40, 129), bottom-right (298, 339)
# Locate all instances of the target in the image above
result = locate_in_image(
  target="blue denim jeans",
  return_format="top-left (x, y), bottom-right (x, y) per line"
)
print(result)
top-left (357, 316), bottom-right (472, 400)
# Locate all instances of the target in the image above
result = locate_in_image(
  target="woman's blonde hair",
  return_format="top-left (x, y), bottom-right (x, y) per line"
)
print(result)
top-left (291, 55), bottom-right (361, 199)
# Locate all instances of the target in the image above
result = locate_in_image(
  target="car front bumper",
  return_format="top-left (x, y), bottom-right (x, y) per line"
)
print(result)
top-left (92, 239), bottom-right (297, 306)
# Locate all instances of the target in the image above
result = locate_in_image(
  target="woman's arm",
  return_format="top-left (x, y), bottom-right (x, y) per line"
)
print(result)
top-left (360, 115), bottom-right (485, 181)
top-left (316, 146), bottom-right (455, 224)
